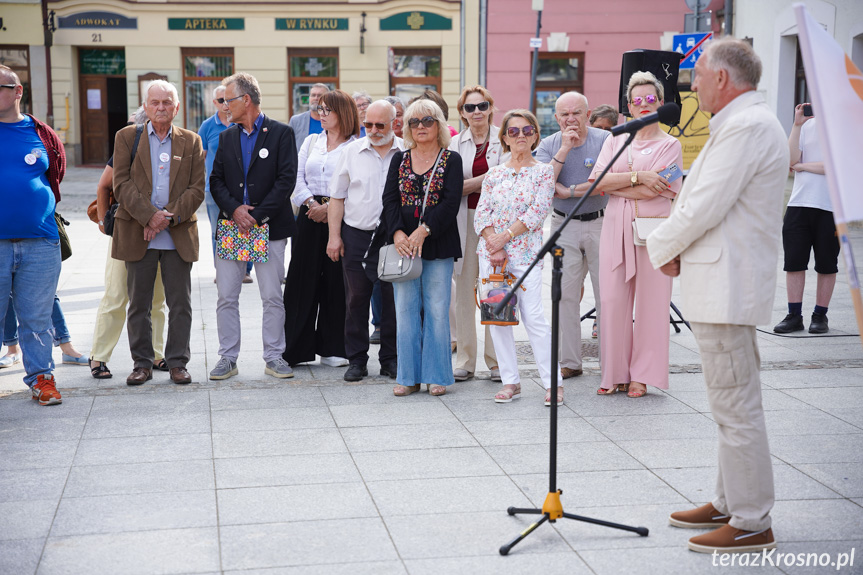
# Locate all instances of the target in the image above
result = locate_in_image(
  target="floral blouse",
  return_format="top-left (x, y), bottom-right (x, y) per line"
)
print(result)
top-left (474, 162), bottom-right (555, 267)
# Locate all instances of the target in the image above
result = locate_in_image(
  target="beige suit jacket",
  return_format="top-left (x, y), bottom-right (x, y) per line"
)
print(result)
top-left (111, 123), bottom-right (205, 262)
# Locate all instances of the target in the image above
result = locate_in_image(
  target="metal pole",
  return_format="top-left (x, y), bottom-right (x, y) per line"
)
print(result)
top-left (724, 0), bottom-right (733, 35)
top-left (479, 0), bottom-right (488, 86)
top-left (528, 10), bottom-right (542, 111)
top-left (41, 0), bottom-right (54, 127)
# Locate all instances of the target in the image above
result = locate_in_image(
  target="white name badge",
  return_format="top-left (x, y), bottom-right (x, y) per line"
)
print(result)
top-left (641, 148), bottom-right (653, 155)
top-left (259, 148), bottom-right (269, 159)
top-left (159, 152), bottom-right (170, 163)
top-left (24, 154), bottom-right (36, 165)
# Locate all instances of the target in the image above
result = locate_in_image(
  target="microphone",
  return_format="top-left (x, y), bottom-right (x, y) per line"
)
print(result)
top-left (610, 103), bottom-right (680, 137)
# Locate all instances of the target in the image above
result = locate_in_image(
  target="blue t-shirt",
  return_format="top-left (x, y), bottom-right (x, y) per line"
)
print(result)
top-left (0, 116), bottom-right (58, 239)
top-left (309, 116), bottom-right (323, 136)
top-left (198, 113), bottom-right (230, 194)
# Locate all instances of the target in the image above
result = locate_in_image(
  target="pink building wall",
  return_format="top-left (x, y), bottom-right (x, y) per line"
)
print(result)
top-left (487, 0), bottom-right (691, 118)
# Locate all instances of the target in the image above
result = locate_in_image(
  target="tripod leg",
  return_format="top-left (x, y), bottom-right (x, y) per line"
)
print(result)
top-left (561, 512), bottom-right (649, 536)
top-left (670, 301), bottom-right (692, 331)
top-left (499, 514), bottom-right (549, 555)
top-left (508, 506), bottom-right (542, 516)
top-left (670, 314), bottom-right (681, 333)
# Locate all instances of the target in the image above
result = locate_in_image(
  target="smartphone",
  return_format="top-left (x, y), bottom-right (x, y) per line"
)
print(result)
top-left (802, 104), bottom-right (813, 117)
top-left (658, 163), bottom-right (682, 183)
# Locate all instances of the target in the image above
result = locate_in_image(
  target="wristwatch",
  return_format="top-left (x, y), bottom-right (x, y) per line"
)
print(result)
top-left (630, 171), bottom-right (638, 187)
top-left (304, 198), bottom-right (315, 209)
top-left (421, 222), bottom-right (431, 235)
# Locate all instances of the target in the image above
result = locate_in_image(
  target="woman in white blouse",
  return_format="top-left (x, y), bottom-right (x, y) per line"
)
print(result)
top-left (449, 85), bottom-right (508, 384)
top-left (283, 89), bottom-right (359, 367)
top-left (474, 110), bottom-right (562, 404)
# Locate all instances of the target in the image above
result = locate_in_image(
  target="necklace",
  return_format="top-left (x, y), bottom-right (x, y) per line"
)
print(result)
top-left (473, 129), bottom-right (490, 159)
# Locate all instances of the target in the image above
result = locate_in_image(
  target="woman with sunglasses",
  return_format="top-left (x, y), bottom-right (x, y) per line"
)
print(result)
top-left (588, 71), bottom-right (683, 398)
top-left (448, 86), bottom-right (508, 384)
top-left (474, 110), bottom-right (561, 404)
top-left (283, 89), bottom-right (360, 368)
top-left (381, 99), bottom-right (463, 396)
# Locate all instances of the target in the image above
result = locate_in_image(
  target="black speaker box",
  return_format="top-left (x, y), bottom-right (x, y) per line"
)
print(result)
top-left (618, 49), bottom-right (683, 126)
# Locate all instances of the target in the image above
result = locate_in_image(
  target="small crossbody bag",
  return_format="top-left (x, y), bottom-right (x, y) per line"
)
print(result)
top-left (629, 146), bottom-right (667, 247)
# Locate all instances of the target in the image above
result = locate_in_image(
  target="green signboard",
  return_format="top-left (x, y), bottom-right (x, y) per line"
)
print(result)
top-left (168, 18), bottom-right (244, 31)
top-left (276, 18), bottom-right (348, 31)
top-left (79, 49), bottom-right (126, 75)
top-left (379, 12), bottom-right (451, 31)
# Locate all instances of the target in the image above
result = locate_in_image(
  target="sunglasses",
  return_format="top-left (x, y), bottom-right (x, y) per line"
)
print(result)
top-left (630, 94), bottom-right (658, 106)
top-left (316, 105), bottom-right (332, 116)
top-left (0, 84), bottom-right (19, 89)
top-left (363, 121), bottom-right (391, 131)
top-left (224, 94), bottom-right (245, 104)
top-left (506, 125), bottom-right (537, 138)
top-left (463, 101), bottom-right (490, 113)
top-left (215, 97), bottom-right (226, 104)
top-left (407, 116), bottom-right (436, 129)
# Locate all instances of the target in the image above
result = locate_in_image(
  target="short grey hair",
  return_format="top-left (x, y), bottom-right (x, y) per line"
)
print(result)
top-left (384, 95), bottom-right (405, 111)
top-left (556, 91), bottom-right (588, 112)
top-left (702, 36), bottom-right (762, 89)
top-left (223, 72), bottom-right (262, 106)
top-left (144, 79), bottom-right (180, 106)
top-left (589, 104), bottom-right (619, 126)
top-left (352, 90), bottom-right (372, 105)
top-left (212, 85), bottom-right (226, 100)
top-left (311, 83), bottom-right (330, 92)
top-left (402, 99), bottom-right (451, 149)
top-left (625, 71), bottom-right (664, 103)
top-left (133, 106), bottom-right (148, 125)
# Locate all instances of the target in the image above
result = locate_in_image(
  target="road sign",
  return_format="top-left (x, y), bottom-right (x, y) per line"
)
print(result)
top-left (674, 32), bottom-right (712, 70)
top-left (530, 37), bottom-right (542, 48)
top-left (685, 0), bottom-right (710, 11)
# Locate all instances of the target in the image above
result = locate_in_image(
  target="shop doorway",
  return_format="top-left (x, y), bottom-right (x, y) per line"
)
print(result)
top-left (79, 48), bottom-right (127, 165)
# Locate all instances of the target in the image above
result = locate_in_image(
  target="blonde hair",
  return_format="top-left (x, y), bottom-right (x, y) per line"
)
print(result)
top-left (625, 71), bottom-right (664, 103)
top-left (456, 85), bottom-right (495, 125)
top-left (402, 99), bottom-right (452, 149)
top-left (498, 109), bottom-right (541, 153)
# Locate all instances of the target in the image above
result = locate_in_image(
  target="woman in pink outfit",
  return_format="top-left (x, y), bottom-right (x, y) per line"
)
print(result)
top-left (588, 71), bottom-right (683, 398)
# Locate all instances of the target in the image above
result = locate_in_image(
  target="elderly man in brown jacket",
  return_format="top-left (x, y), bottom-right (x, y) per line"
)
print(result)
top-left (113, 80), bottom-right (205, 385)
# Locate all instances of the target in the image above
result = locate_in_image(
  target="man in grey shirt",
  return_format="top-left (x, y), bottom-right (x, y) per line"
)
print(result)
top-left (536, 91), bottom-right (610, 379)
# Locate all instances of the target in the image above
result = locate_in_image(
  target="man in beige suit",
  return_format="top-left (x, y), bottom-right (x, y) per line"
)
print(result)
top-left (647, 38), bottom-right (789, 554)
top-left (113, 80), bottom-right (205, 385)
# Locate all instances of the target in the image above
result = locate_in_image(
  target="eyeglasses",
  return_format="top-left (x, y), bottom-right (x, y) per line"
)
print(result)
top-left (356, 101), bottom-right (370, 110)
top-left (463, 101), bottom-right (490, 113)
top-left (224, 93), bottom-right (246, 104)
top-left (630, 94), bottom-right (658, 106)
top-left (506, 125), bottom-right (537, 138)
top-left (363, 121), bottom-right (391, 131)
top-left (407, 116), bottom-right (436, 129)
top-left (0, 84), bottom-right (19, 89)
top-left (316, 105), bottom-right (332, 117)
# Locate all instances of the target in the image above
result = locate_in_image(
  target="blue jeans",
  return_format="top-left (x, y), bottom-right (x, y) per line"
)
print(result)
top-left (0, 238), bottom-right (62, 386)
top-left (392, 258), bottom-right (454, 386)
top-left (3, 294), bottom-right (70, 346)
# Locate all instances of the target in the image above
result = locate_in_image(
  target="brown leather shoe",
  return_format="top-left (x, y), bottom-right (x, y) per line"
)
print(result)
top-left (669, 503), bottom-right (731, 529)
top-left (170, 367), bottom-right (192, 385)
top-left (561, 367), bottom-right (583, 379)
top-left (688, 524), bottom-right (775, 554)
top-left (126, 367), bottom-right (153, 386)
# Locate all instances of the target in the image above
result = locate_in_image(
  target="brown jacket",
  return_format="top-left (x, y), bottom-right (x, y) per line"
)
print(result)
top-left (111, 122), bottom-right (205, 262)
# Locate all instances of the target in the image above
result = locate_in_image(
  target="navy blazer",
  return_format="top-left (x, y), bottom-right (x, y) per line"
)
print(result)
top-left (210, 114), bottom-right (298, 241)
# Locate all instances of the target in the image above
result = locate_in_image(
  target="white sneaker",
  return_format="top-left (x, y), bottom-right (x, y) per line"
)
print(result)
top-left (321, 356), bottom-right (349, 367)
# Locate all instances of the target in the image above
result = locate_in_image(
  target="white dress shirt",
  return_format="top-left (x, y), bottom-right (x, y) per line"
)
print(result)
top-left (291, 132), bottom-right (356, 208)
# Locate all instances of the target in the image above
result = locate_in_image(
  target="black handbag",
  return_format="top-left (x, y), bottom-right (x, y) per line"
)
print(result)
top-left (105, 124), bottom-right (144, 237)
top-left (54, 212), bottom-right (72, 261)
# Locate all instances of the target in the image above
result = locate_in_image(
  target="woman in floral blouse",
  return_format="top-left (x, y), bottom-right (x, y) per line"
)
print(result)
top-left (474, 109), bottom-right (561, 404)
top-left (381, 99), bottom-right (463, 397)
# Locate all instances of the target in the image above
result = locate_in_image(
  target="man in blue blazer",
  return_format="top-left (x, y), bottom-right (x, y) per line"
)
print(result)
top-left (209, 72), bottom-right (298, 381)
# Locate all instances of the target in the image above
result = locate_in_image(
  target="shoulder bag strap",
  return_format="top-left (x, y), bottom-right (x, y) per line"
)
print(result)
top-left (130, 124), bottom-right (144, 163)
top-left (419, 149), bottom-right (444, 220)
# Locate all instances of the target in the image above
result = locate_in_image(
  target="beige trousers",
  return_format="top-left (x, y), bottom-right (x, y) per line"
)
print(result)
top-left (691, 322), bottom-right (774, 532)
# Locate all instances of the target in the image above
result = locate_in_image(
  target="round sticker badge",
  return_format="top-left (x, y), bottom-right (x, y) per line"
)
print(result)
top-left (31, 149), bottom-right (42, 159)
top-left (159, 152), bottom-right (170, 163)
top-left (584, 157), bottom-right (595, 169)
top-left (24, 154), bottom-right (37, 165)
top-left (641, 148), bottom-right (653, 156)
top-left (259, 148), bottom-right (269, 159)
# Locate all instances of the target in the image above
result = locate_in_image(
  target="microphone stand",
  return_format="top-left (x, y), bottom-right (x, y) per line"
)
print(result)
top-left (497, 130), bottom-right (649, 555)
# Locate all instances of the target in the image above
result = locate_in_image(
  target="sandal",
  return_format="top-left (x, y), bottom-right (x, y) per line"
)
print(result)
top-left (592, 321), bottom-right (598, 339)
top-left (627, 382), bottom-right (647, 398)
top-left (494, 384), bottom-right (521, 403)
top-left (393, 384), bottom-right (421, 396)
top-left (427, 384), bottom-right (447, 396)
top-left (152, 359), bottom-right (169, 372)
top-left (89, 359), bottom-right (112, 380)
top-left (544, 387), bottom-right (564, 406)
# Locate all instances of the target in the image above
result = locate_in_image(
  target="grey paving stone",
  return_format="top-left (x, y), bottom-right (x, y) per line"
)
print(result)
top-left (783, 386), bottom-right (863, 410)
top-left (764, 409), bottom-right (862, 436)
top-left (462, 416), bottom-right (606, 445)
top-left (217, 482), bottom-right (377, 525)
top-left (208, 386), bottom-right (325, 410)
top-left (0, 467), bottom-right (69, 503)
top-left (73, 433), bottom-right (212, 466)
top-left (443, 397), bottom-right (580, 422)
top-left (211, 406), bottom-right (335, 432)
top-left (0, 500), bottom-right (58, 540)
top-left (352, 447), bottom-right (504, 482)
top-left (578, 545), bottom-right (784, 574)
top-left (220, 518), bottom-right (398, 571)
top-left (51, 490), bottom-right (216, 536)
top-left (770, 433), bottom-right (863, 464)
top-left (584, 412), bottom-right (718, 441)
top-left (0, 538), bottom-right (43, 575)
top-left (761, 368), bottom-right (863, 389)
top-left (384, 510), bottom-right (570, 559)
top-left (511, 469), bottom-right (689, 509)
top-left (794, 463), bottom-right (863, 498)
top-left (405, 552), bottom-right (591, 575)
top-left (652, 463), bottom-right (842, 503)
top-left (564, 390), bottom-right (698, 417)
top-left (437, 379), bottom-right (540, 402)
top-left (0, 440), bottom-right (78, 470)
top-left (38, 527), bottom-right (220, 575)
top-left (223, 562), bottom-right (408, 575)
top-left (339, 422), bottom-right (478, 453)
top-left (213, 427), bottom-right (346, 458)
top-left (82, 411), bottom-right (211, 439)
top-left (775, 540), bottom-right (863, 574)
top-left (486, 441), bottom-right (643, 475)
top-left (366, 476), bottom-right (531, 516)
top-left (0, 415), bottom-right (88, 444)
top-left (772, 499), bottom-right (863, 542)
top-left (0, 396), bottom-right (93, 419)
top-left (615, 438), bottom-right (719, 468)
top-left (320, 383), bottom-right (432, 406)
top-left (214, 453), bottom-right (361, 489)
top-left (666, 389), bottom-right (816, 413)
top-left (329, 402), bottom-right (459, 428)
top-left (828, 407), bottom-right (863, 429)
top-left (90, 391), bottom-right (211, 414)
top-left (64, 460), bottom-right (215, 497)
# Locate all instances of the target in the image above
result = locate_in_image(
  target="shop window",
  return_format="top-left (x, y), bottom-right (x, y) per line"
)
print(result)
top-left (288, 48), bottom-right (338, 117)
top-left (533, 52), bottom-right (584, 138)
top-left (389, 48), bottom-right (442, 104)
top-left (182, 48), bottom-right (233, 130)
top-left (0, 46), bottom-right (31, 114)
